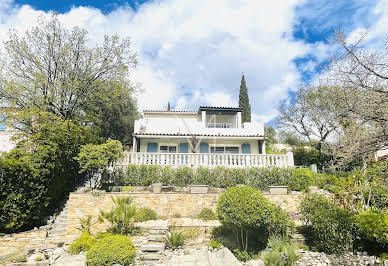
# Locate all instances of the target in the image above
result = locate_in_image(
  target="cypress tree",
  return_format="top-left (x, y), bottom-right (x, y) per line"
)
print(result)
top-left (167, 102), bottom-right (171, 111)
top-left (238, 74), bottom-right (251, 122)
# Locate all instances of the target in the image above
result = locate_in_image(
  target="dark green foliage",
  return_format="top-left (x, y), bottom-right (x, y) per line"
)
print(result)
top-left (238, 74), bottom-right (251, 123)
top-left (293, 146), bottom-right (331, 169)
top-left (86, 234), bottom-right (136, 266)
top-left (167, 102), bottom-right (171, 111)
top-left (109, 165), bottom-right (328, 191)
top-left (134, 207), bottom-right (158, 222)
top-left (300, 194), bottom-right (356, 254)
top-left (0, 112), bottom-right (93, 233)
top-left (197, 208), bottom-right (217, 220)
top-left (69, 231), bottom-right (96, 254)
top-left (0, 149), bottom-right (50, 232)
top-left (217, 186), bottom-right (294, 251)
top-left (164, 230), bottom-right (185, 250)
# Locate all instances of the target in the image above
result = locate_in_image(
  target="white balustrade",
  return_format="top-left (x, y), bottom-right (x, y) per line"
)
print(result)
top-left (116, 152), bottom-right (294, 168)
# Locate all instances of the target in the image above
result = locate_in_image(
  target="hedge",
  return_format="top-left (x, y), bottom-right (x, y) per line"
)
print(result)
top-left (102, 165), bottom-right (336, 191)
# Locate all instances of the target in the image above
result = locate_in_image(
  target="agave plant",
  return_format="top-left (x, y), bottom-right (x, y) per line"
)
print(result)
top-left (164, 230), bottom-right (185, 250)
top-left (77, 215), bottom-right (97, 234)
top-left (99, 196), bottom-right (137, 235)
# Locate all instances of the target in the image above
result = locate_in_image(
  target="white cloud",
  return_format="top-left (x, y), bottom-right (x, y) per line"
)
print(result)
top-left (2, 0), bottom-right (383, 123)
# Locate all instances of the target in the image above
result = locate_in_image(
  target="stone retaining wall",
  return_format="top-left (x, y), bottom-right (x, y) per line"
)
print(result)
top-left (66, 192), bottom-right (303, 239)
top-left (0, 191), bottom-right (304, 256)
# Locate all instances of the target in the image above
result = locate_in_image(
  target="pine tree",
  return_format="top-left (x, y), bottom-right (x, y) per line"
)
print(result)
top-left (167, 102), bottom-right (171, 111)
top-left (238, 74), bottom-right (251, 122)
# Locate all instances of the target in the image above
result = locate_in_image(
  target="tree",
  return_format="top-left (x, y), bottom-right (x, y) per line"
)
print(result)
top-left (0, 15), bottom-right (138, 138)
top-left (277, 86), bottom-right (344, 152)
top-left (321, 31), bottom-right (388, 165)
top-left (264, 126), bottom-right (277, 153)
top-left (167, 102), bottom-right (171, 111)
top-left (238, 74), bottom-right (251, 123)
top-left (76, 140), bottom-right (123, 188)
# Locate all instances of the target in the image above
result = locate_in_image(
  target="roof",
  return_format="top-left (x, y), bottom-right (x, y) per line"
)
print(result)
top-left (143, 106), bottom-right (243, 114)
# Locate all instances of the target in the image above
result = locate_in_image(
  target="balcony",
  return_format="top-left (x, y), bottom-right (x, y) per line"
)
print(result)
top-left (116, 152), bottom-right (294, 168)
top-left (206, 123), bottom-right (232, 128)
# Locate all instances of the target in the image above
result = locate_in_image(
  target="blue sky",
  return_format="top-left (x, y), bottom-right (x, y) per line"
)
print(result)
top-left (1, 0), bottom-right (387, 124)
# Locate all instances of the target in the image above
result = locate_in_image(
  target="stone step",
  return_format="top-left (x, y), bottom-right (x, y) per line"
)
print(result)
top-left (141, 244), bottom-right (165, 252)
top-left (148, 229), bottom-right (167, 235)
top-left (147, 235), bottom-right (164, 242)
top-left (141, 254), bottom-right (165, 261)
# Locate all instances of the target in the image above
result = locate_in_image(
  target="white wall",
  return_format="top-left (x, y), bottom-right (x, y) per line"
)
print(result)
top-left (0, 130), bottom-right (17, 153)
top-left (138, 137), bottom-right (260, 153)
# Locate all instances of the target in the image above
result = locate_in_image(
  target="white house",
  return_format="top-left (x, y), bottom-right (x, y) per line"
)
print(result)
top-left (124, 106), bottom-right (294, 168)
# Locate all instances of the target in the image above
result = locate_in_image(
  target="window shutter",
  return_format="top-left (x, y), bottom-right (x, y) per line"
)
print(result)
top-left (147, 143), bottom-right (158, 152)
top-left (179, 143), bottom-right (188, 153)
top-left (200, 143), bottom-right (209, 153)
top-left (0, 115), bottom-right (6, 131)
top-left (242, 143), bottom-right (251, 154)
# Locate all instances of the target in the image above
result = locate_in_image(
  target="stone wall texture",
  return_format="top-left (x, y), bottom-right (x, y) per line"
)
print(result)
top-left (0, 191), bottom-right (304, 256)
top-left (66, 192), bottom-right (303, 239)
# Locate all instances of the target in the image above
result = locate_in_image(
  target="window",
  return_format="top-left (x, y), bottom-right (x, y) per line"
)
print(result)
top-left (160, 145), bottom-right (177, 153)
top-left (210, 146), bottom-right (239, 154)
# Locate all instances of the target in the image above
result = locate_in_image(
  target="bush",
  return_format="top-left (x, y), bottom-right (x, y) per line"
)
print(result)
top-left (208, 240), bottom-right (222, 249)
top-left (300, 194), bottom-right (356, 254)
top-left (69, 231), bottom-right (96, 254)
top-left (86, 234), bottom-right (136, 266)
top-left (134, 207), bottom-right (158, 222)
top-left (197, 208), bottom-right (217, 220)
top-left (293, 146), bottom-right (331, 169)
top-left (354, 208), bottom-right (388, 254)
top-left (121, 186), bottom-right (133, 192)
top-left (289, 168), bottom-right (315, 191)
top-left (260, 236), bottom-right (300, 266)
top-left (232, 249), bottom-right (259, 262)
top-left (217, 186), bottom-right (294, 251)
top-left (111, 165), bottom-right (328, 191)
top-left (164, 230), bottom-right (185, 250)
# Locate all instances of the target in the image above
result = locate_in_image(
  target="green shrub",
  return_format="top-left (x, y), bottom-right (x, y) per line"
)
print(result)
top-left (164, 230), bottom-right (185, 250)
top-left (208, 240), bottom-right (222, 249)
top-left (354, 208), bottom-right (388, 253)
top-left (293, 146), bottom-right (331, 169)
top-left (134, 207), bottom-right (158, 222)
top-left (121, 186), bottom-right (133, 192)
top-left (86, 234), bottom-right (136, 266)
top-left (181, 228), bottom-right (201, 240)
top-left (260, 236), bottom-right (300, 266)
top-left (197, 208), bottom-right (217, 220)
top-left (98, 196), bottom-right (137, 235)
top-left (300, 194), bottom-right (356, 254)
top-left (69, 231), bottom-right (96, 254)
top-left (289, 168), bottom-right (315, 191)
top-left (232, 249), bottom-right (259, 262)
top-left (217, 186), bottom-right (294, 251)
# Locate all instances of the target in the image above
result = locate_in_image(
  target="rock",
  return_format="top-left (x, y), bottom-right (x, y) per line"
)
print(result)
top-left (245, 259), bottom-right (265, 266)
top-left (27, 253), bottom-right (45, 263)
top-left (53, 254), bottom-right (86, 266)
top-left (208, 248), bottom-right (243, 266)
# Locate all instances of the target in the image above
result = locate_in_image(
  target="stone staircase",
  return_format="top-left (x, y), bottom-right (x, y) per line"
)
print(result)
top-left (46, 200), bottom-right (69, 245)
top-left (138, 227), bottom-right (168, 265)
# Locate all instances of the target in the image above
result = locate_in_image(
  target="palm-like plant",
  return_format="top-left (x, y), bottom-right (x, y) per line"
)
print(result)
top-left (77, 215), bottom-right (97, 234)
top-left (99, 196), bottom-right (137, 235)
top-left (164, 230), bottom-right (185, 250)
